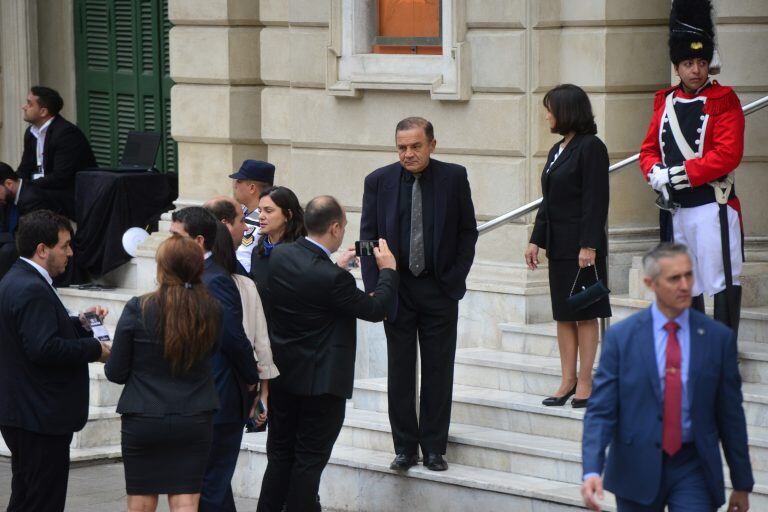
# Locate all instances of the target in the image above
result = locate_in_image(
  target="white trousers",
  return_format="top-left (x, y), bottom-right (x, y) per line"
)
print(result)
top-left (672, 203), bottom-right (742, 297)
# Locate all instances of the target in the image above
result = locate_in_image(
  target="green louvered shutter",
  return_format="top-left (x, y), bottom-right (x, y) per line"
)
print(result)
top-left (75, 0), bottom-right (176, 172)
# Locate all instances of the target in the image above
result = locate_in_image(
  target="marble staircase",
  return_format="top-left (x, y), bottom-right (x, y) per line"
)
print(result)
top-left (232, 257), bottom-right (768, 511)
top-left (6, 233), bottom-right (766, 510)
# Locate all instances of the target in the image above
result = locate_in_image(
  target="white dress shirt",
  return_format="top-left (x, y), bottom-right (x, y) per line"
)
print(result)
top-left (30, 117), bottom-right (54, 179)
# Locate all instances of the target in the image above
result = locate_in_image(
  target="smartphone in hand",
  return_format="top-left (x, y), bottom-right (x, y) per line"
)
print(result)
top-left (84, 312), bottom-right (111, 344)
top-left (355, 240), bottom-right (380, 257)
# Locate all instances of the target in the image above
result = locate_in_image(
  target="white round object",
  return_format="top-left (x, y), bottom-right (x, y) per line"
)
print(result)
top-left (122, 227), bottom-right (150, 257)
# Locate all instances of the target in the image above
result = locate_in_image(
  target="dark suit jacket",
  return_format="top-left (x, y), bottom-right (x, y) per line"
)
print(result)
top-left (105, 296), bottom-right (221, 416)
top-left (530, 134), bottom-right (609, 259)
top-left (17, 115), bottom-right (97, 219)
top-left (0, 259), bottom-right (102, 434)
top-left (268, 238), bottom-right (398, 399)
top-left (582, 308), bottom-right (754, 507)
top-left (202, 257), bottom-right (260, 425)
top-left (360, 158), bottom-right (477, 306)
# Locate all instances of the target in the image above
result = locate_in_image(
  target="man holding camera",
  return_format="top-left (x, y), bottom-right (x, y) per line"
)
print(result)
top-left (360, 117), bottom-right (478, 471)
top-left (256, 196), bottom-right (397, 511)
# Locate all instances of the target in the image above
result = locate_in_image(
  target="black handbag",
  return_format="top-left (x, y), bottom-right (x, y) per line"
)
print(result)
top-left (566, 264), bottom-right (610, 312)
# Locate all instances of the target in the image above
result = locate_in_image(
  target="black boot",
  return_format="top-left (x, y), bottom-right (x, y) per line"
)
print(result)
top-left (691, 294), bottom-right (705, 313)
top-left (714, 285), bottom-right (742, 337)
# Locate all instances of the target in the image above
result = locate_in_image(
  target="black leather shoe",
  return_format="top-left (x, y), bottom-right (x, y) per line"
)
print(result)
top-left (571, 397), bottom-right (589, 409)
top-left (424, 453), bottom-right (448, 471)
top-left (390, 453), bottom-right (418, 471)
top-left (542, 383), bottom-right (577, 406)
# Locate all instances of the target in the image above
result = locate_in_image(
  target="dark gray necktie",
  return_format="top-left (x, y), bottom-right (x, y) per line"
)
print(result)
top-left (409, 174), bottom-right (425, 276)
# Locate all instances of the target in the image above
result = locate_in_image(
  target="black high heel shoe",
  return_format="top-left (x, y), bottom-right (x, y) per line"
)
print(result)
top-left (542, 383), bottom-right (577, 406)
top-left (571, 397), bottom-right (589, 409)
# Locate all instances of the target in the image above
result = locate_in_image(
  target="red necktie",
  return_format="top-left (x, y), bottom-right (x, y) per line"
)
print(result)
top-left (662, 321), bottom-right (682, 456)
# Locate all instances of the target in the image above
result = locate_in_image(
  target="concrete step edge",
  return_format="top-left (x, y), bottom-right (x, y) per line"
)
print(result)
top-left (240, 432), bottom-right (612, 510)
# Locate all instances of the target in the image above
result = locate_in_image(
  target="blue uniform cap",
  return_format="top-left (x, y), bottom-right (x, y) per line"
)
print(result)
top-left (228, 160), bottom-right (275, 183)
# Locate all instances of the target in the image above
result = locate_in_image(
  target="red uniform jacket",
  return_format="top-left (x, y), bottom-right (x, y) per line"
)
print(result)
top-left (639, 81), bottom-right (744, 215)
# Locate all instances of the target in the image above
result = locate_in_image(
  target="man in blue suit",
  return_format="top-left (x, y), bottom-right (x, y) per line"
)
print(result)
top-left (0, 210), bottom-right (110, 511)
top-left (171, 207), bottom-right (261, 511)
top-left (582, 243), bottom-right (753, 511)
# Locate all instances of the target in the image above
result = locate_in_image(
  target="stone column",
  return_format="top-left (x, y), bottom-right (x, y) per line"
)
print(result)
top-left (168, 0), bottom-right (265, 203)
top-left (0, 0), bottom-right (39, 164)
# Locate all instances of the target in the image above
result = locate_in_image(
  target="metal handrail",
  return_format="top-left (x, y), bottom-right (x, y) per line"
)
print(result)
top-left (477, 94), bottom-right (768, 236)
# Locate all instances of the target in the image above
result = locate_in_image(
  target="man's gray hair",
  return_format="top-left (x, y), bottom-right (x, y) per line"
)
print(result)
top-left (642, 242), bottom-right (690, 281)
top-left (395, 117), bottom-right (434, 141)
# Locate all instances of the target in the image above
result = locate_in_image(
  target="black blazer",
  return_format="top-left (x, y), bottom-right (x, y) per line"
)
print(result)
top-left (0, 260), bottom-right (102, 434)
top-left (17, 116), bottom-right (97, 219)
top-left (202, 258), bottom-right (261, 424)
top-left (105, 296), bottom-right (221, 416)
top-left (530, 134), bottom-right (610, 260)
top-left (268, 238), bottom-right (398, 399)
top-left (360, 158), bottom-right (478, 305)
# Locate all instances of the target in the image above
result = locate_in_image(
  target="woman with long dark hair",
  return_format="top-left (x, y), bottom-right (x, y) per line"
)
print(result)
top-left (524, 84), bottom-right (611, 409)
top-left (250, 186), bottom-right (307, 320)
top-left (106, 235), bottom-right (221, 512)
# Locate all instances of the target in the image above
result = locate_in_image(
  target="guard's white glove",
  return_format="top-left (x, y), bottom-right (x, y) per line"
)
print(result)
top-left (648, 165), bottom-right (669, 192)
top-left (668, 164), bottom-right (691, 190)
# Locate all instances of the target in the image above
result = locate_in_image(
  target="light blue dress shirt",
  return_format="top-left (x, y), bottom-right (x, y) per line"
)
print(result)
top-left (305, 236), bottom-right (332, 257)
top-left (650, 301), bottom-right (692, 443)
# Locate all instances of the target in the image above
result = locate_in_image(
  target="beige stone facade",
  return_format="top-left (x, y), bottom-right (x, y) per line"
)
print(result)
top-left (163, 0), bottom-right (767, 292)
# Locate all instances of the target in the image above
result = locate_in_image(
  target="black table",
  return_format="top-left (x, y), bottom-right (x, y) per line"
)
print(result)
top-left (73, 170), bottom-right (178, 281)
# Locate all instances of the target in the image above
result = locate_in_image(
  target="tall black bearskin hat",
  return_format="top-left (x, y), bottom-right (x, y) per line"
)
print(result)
top-left (669, 0), bottom-right (716, 65)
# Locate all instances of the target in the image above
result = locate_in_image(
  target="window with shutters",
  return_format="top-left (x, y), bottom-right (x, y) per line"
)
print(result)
top-left (74, 0), bottom-right (176, 173)
top-left (327, 0), bottom-right (469, 101)
top-left (373, 0), bottom-right (442, 55)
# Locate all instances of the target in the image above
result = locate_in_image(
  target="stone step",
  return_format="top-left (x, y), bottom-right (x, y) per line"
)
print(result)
top-left (0, 436), bottom-right (121, 463)
top-left (460, 337), bottom-right (768, 389)
top-left (611, 294), bottom-right (768, 346)
top-left (740, 343), bottom-right (768, 385)
top-left (339, 407), bottom-right (768, 480)
top-left (499, 321), bottom-right (560, 356)
top-left (353, 376), bottom-right (768, 442)
top-left (235, 432), bottom-right (614, 512)
top-left (454, 347), bottom-right (583, 396)
top-left (352, 378), bottom-right (587, 442)
top-left (339, 407), bottom-right (585, 482)
top-left (0, 406), bottom-right (122, 455)
top-left (71, 406), bottom-right (121, 449)
top-left (627, 257), bottom-right (768, 308)
top-left (89, 362), bottom-right (123, 407)
top-left (58, 286), bottom-right (138, 328)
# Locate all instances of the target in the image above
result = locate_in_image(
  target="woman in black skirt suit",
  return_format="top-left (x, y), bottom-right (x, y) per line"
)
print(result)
top-left (106, 235), bottom-right (221, 511)
top-left (524, 84), bottom-right (611, 409)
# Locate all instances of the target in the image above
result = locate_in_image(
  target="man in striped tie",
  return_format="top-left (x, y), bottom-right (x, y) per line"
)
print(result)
top-left (581, 243), bottom-right (753, 511)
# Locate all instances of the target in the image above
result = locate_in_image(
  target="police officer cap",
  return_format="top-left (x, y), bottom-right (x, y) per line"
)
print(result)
top-left (228, 160), bottom-right (275, 183)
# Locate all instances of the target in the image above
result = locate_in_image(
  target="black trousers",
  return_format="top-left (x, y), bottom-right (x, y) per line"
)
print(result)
top-left (0, 426), bottom-right (73, 512)
top-left (384, 272), bottom-right (458, 456)
top-left (256, 386), bottom-right (346, 512)
top-left (200, 422), bottom-right (243, 512)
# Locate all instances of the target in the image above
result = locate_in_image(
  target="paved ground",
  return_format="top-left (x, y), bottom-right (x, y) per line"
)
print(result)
top-left (0, 458), bottom-right (259, 511)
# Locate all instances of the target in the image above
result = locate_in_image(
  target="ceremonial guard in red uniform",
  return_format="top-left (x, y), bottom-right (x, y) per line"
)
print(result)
top-left (640, 0), bottom-right (744, 334)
